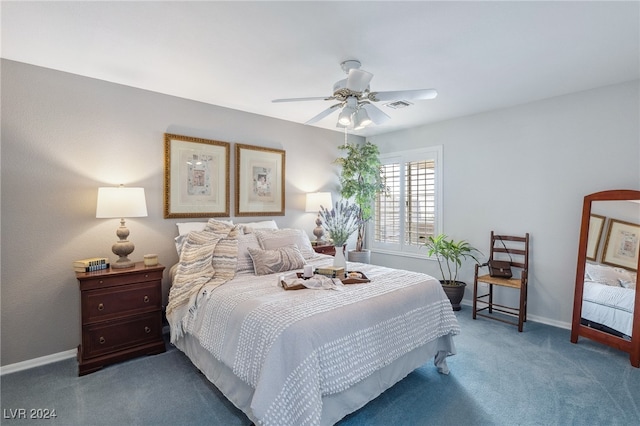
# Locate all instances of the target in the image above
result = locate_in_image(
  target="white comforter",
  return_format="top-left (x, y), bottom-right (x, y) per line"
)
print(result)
top-left (172, 256), bottom-right (459, 426)
top-left (582, 280), bottom-right (635, 337)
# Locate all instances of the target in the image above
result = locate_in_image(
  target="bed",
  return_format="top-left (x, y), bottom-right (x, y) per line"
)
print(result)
top-left (581, 262), bottom-right (637, 339)
top-left (167, 219), bottom-right (459, 426)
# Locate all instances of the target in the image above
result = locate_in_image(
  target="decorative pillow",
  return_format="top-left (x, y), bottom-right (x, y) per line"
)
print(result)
top-left (247, 245), bottom-right (306, 276)
top-left (236, 232), bottom-right (262, 272)
top-left (238, 220), bottom-right (279, 234)
top-left (585, 263), bottom-right (635, 287)
top-left (254, 228), bottom-right (315, 259)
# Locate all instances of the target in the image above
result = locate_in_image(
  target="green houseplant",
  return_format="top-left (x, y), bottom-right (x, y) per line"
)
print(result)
top-left (424, 234), bottom-right (482, 311)
top-left (336, 141), bottom-right (386, 263)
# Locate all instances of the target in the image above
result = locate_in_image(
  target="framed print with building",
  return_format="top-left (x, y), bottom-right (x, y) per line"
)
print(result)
top-left (602, 218), bottom-right (640, 271)
top-left (235, 143), bottom-right (285, 216)
top-left (164, 133), bottom-right (230, 218)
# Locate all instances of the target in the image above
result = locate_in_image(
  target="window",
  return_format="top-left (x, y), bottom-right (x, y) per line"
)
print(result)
top-left (370, 146), bottom-right (442, 256)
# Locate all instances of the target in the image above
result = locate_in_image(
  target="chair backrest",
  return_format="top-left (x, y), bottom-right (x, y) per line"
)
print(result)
top-left (489, 231), bottom-right (529, 272)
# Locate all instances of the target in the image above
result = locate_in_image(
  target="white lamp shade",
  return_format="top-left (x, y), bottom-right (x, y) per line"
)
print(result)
top-left (305, 192), bottom-right (333, 213)
top-left (96, 187), bottom-right (148, 218)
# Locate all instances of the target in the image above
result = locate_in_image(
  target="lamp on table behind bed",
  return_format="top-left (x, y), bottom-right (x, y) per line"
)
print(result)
top-left (96, 185), bottom-right (148, 269)
top-left (305, 192), bottom-right (332, 244)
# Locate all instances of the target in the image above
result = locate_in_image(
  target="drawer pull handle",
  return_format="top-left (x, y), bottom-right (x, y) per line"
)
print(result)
top-left (143, 295), bottom-right (149, 303)
top-left (98, 303), bottom-right (104, 311)
top-left (99, 337), bottom-right (106, 344)
top-left (144, 326), bottom-right (151, 334)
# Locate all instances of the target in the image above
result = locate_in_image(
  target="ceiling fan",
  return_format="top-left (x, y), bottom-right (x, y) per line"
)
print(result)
top-left (272, 60), bottom-right (437, 130)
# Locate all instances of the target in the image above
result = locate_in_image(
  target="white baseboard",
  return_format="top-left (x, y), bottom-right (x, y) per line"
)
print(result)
top-left (459, 299), bottom-right (571, 330)
top-left (1, 349), bottom-right (76, 376)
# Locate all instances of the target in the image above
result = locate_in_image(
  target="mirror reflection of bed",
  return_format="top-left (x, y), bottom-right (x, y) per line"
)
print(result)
top-left (571, 190), bottom-right (640, 367)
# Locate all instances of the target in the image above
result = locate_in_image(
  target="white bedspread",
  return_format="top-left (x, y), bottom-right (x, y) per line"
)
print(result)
top-left (172, 256), bottom-right (459, 426)
top-left (582, 280), bottom-right (635, 336)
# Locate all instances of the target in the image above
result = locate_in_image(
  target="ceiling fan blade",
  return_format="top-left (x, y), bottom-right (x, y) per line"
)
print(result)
top-left (305, 103), bottom-right (342, 125)
top-left (362, 103), bottom-right (391, 125)
top-left (346, 69), bottom-right (374, 93)
top-left (370, 89), bottom-right (438, 102)
top-left (272, 96), bottom-right (330, 103)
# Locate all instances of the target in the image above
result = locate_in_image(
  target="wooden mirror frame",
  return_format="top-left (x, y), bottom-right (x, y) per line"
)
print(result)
top-left (570, 189), bottom-right (640, 367)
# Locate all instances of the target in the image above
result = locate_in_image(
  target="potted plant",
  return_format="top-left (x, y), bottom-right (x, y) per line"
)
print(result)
top-left (319, 200), bottom-right (360, 270)
top-left (336, 141), bottom-right (386, 263)
top-left (424, 234), bottom-right (482, 311)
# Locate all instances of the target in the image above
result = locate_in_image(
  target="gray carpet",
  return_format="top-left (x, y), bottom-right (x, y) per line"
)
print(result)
top-left (2, 311), bottom-right (640, 425)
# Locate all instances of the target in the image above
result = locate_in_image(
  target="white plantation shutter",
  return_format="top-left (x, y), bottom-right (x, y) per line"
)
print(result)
top-left (372, 146), bottom-right (442, 256)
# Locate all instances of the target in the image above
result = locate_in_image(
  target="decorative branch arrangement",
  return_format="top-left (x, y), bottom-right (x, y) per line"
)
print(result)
top-left (319, 200), bottom-right (360, 247)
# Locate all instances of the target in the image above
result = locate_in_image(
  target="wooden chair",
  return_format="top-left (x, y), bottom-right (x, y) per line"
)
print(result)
top-left (473, 232), bottom-right (530, 332)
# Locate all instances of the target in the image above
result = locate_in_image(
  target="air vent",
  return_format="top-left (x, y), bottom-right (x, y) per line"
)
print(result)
top-left (384, 100), bottom-right (413, 109)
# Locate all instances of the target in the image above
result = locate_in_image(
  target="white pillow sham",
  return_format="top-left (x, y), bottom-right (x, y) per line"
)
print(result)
top-left (236, 232), bottom-right (262, 273)
top-left (238, 220), bottom-right (279, 234)
top-left (254, 228), bottom-right (315, 260)
top-left (585, 263), bottom-right (636, 287)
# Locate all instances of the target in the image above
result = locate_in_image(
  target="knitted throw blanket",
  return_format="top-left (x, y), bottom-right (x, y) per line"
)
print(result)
top-left (166, 219), bottom-right (238, 342)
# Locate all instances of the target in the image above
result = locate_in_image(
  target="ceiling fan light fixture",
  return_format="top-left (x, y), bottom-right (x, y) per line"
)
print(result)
top-left (338, 108), bottom-right (353, 125)
top-left (354, 108), bottom-right (372, 128)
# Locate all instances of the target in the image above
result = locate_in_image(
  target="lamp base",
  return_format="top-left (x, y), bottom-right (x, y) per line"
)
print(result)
top-left (111, 219), bottom-right (136, 268)
top-left (112, 257), bottom-right (135, 269)
top-left (313, 214), bottom-right (325, 243)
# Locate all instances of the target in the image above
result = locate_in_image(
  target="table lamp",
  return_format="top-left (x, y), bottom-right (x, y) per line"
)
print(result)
top-left (96, 186), bottom-right (148, 269)
top-left (305, 192), bottom-right (332, 243)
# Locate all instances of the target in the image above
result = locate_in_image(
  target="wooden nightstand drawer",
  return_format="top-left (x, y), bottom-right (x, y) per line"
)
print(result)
top-left (82, 312), bottom-right (162, 359)
top-left (78, 268), bottom-right (163, 291)
top-left (82, 281), bottom-right (161, 324)
top-left (313, 244), bottom-right (336, 256)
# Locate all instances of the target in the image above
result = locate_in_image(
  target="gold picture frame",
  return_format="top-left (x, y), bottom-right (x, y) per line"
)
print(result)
top-left (586, 214), bottom-right (605, 261)
top-left (235, 143), bottom-right (285, 216)
top-left (164, 133), bottom-right (230, 218)
top-left (602, 218), bottom-right (640, 271)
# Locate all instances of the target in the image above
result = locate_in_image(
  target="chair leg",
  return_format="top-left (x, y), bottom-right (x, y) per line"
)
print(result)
top-left (488, 284), bottom-right (493, 314)
top-left (518, 285), bottom-right (526, 332)
top-left (472, 276), bottom-right (478, 319)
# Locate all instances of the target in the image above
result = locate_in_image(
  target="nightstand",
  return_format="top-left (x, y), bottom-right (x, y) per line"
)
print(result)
top-left (76, 262), bottom-right (166, 376)
top-left (312, 243), bottom-right (336, 256)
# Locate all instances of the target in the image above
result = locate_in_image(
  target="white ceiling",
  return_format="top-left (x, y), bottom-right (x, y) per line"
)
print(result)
top-left (2, 1), bottom-right (639, 137)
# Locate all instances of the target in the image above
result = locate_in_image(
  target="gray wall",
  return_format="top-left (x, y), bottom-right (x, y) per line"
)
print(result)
top-left (368, 80), bottom-right (640, 328)
top-left (1, 59), bottom-right (356, 366)
top-left (2, 58), bottom-right (639, 366)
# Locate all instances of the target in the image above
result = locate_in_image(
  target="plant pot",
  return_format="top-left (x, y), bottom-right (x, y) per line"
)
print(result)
top-left (348, 249), bottom-right (371, 264)
top-left (440, 280), bottom-right (466, 311)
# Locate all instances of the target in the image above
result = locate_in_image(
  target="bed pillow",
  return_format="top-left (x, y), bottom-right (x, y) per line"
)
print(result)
top-left (238, 220), bottom-right (279, 234)
top-left (254, 228), bottom-right (315, 259)
top-left (177, 219), bottom-right (233, 236)
top-left (247, 245), bottom-right (306, 276)
top-left (236, 232), bottom-right (262, 273)
top-left (585, 263), bottom-right (635, 287)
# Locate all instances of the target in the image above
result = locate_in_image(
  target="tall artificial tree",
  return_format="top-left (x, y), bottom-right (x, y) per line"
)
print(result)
top-left (336, 141), bottom-right (386, 252)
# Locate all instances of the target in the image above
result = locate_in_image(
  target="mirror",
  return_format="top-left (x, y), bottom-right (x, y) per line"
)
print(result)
top-left (571, 190), bottom-right (640, 367)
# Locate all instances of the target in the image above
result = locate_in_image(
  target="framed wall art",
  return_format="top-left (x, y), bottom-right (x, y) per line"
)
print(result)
top-left (602, 218), bottom-right (640, 271)
top-left (586, 214), bottom-right (606, 261)
top-left (235, 143), bottom-right (285, 216)
top-left (164, 133), bottom-right (230, 218)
